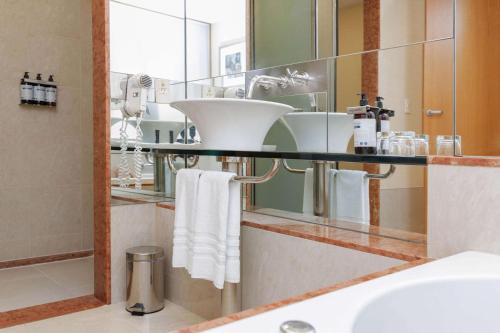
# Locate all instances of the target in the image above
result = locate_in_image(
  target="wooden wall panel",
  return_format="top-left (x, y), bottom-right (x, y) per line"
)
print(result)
top-left (456, 0), bottom-right (500, 156)
top-left (92, 0), bottom-right (111, 304)
top-left (362, 0), bottom-right (381, 226)
top-left (425, 0), bottom-right (500, 156)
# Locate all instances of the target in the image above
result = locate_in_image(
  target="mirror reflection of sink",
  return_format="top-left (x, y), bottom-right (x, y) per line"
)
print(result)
top-left (110, 103), bottom-right (188, 145)
top-left (170, 98), bottom-right (295, 151)
top-left (282, 112), bottom-right (354, 153)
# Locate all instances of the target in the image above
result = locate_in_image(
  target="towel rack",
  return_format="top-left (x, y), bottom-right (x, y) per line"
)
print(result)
top-left (166, 154), bottom-right (199, 174)
top-left (233, 158), bottom-right (281, 184)
top-left (283, 159), bottom-right (396, 179)
top-left (366, 165), bottom-right (396, 179)
top-left (282, 159), bottom-right (307, 174)
top-left (166, 154), bottom-right (281, 184)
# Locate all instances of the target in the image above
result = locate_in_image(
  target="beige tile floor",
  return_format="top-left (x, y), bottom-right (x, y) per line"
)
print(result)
top-left (0, 257), bottom-right (94, 312)
top-left (3, 300), bottom-right (206, 333)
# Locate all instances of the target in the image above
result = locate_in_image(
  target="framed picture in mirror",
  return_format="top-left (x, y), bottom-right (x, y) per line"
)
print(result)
top-left (220, 39), bottom-right (246, 87)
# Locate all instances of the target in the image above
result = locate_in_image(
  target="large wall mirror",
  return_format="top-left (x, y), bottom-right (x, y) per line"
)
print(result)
top-left (107, 0), bottom-right (462, 242)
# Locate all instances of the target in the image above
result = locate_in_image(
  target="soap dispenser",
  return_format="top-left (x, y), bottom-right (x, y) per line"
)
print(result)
top-left (374, 97), bottom-right (396, 155)
top-left (34, 73), bottom-right (47, 106)
top-left (45, 75), bottom-right (57, 107)
top-left (375, 96), bottom-right (395, 134)
top-left (347, 93), bottom-right (377, 155)
top-left (19, 72), bottom-right (34, 105)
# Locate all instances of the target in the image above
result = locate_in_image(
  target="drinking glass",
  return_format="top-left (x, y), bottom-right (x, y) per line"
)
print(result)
top-left (377, 132), bottom-right (390, 155)
top-left (436, 135), bottom-right (462, 156)
top-left (389, 134), bottom-right (416, 156)
top-left (414, 134), bottom-right (429, 155)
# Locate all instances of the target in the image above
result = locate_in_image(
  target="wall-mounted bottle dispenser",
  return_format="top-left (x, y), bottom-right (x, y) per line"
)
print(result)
top-left (19, 72), bottom-right (57, 107)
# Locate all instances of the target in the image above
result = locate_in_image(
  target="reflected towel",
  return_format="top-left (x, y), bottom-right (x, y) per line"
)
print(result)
top-left (302, 168), bottom-right (314, 214)
top-left (330, 169), bottom-right (370, 224)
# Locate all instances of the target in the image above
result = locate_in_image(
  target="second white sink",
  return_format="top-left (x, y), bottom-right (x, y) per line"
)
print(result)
top-left (170, 98), bottom-right (294, 151)
top-left (282, 112), bottom-right (354, 153)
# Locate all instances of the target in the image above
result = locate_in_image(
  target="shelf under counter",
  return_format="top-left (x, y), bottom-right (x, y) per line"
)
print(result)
top-left (110, 146), bottom-right (427, 165)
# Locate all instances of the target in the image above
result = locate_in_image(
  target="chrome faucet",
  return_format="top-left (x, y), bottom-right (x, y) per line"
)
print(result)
top-left (246, 74), bottom-right (287, 99)
top-left (246, 68), bottom-right (312, 99)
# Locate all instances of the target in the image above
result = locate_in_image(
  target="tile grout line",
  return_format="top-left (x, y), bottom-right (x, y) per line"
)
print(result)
top-left (33, 262), bottom-right (86, 299)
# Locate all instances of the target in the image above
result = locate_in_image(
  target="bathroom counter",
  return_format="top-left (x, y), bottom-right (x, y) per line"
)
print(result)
top-left (428, 155), bottom-right (500, 167)
top-left (172, 258), bottom-right (430, 333)
top-left (111, 188), bottom-right (174, 206)
top-left (244, 208), bottom-right (426, 244)
top-left (155, 204), bottom-right (427, 262)
top-left (241, 210), bottom-right (426, 262)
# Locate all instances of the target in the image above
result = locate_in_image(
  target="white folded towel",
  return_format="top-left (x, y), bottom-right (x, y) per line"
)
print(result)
top-left (329, 169), bottom-right (370, 224)
top-left (172, 168), bottom-right (203, 267)
top-left (302, 168), bottom-right (314, 214)
top-left (172, 170), bottom-right (241, 289)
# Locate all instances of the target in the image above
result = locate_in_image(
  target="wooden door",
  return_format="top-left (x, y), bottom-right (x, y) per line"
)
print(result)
top-left (425, 0), bottom-right (500, 156)
top-left (423, 0), bottom-right (454, 155)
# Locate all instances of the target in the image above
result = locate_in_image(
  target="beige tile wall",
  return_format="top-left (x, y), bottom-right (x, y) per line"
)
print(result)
top-left (428, 164), bottom-right (500, 258)
top-left (0, 0), bottom-right (93, 261)
top-left (241, 227), bottom-right (404, 309)
top-left (380, 187), bottom-right (426, 234)
top-left (110, 203), bottom-right (159, 304)
top-left (110, 204), bottom-right (222, 319)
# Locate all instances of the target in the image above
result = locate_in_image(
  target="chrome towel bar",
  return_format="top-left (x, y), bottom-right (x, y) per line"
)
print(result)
top-left (166, 154), bottom-right (281, 184)
top-left (365, 164), bottom-right (396, 179)
top-left (282, 159), bottom-right (307, 174)
top-left (282, 159), bottom-right (396, 179)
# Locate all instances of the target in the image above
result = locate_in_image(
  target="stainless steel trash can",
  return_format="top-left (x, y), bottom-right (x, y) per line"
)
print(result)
top-left (126, 246), bottom-right (165, 315)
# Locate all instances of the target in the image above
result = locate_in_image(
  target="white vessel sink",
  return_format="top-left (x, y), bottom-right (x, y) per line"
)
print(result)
top-left (282, 112), bottom-right (354, 153)
top-left (170, 98), bottom-right (294, 151)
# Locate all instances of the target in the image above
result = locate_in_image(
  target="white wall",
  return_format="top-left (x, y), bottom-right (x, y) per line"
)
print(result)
top-left (110, 1), bottom-right (210, 81)
top-left (186, 0), bottom-right (246, 79)
top-left (210, 9), bottom-right (246, 78)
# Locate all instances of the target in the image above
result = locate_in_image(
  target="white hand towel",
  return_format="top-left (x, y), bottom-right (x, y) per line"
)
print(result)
top-left (172, 168), bottom-right (203, 267)
top-left (173, 170), bottom-right (241, 289)
top-left (329, 169), bottom-right (370, 224)
top-left (302, 168), bottom-right (314, 214)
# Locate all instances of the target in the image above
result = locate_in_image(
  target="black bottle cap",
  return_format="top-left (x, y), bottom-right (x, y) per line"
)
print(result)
top-left (24, 72), bottom-right (30, 79)
top-left (169, 130), bottom-right (174, 144)
top-left (357, 92), bottom-right (369, 106)
top-left (36, 73), bottom-right (42, 81)
top-left (48, 75), bottom-right (54, 82)
top-left (376, 96), bottom-right (384, 108)
top-left (155, 130), bottom-right (160, 144)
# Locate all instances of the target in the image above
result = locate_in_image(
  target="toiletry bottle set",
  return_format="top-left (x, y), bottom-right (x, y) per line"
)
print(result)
top-left (374, 96), bottom-right (395, 155)
top-left (347, 93), bottom-right (394, 155)
top-left (347, 93), bottom-right (377, 154)
top-left (19, 72), bottom-right (57, 107)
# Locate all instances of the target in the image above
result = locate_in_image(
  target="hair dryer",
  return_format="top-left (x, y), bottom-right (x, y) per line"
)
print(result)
top-left (118, 74), bottom-right (153, 190)
top-left (122, 74), bottom-right (153, 117)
